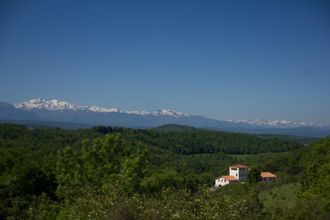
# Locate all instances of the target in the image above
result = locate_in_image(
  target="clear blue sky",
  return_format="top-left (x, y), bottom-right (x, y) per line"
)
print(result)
top-left (1, 0), bottom-right (329, 123)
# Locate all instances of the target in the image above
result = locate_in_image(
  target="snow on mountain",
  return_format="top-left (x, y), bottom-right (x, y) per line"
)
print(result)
top-left (14, 99), bottom-right (324, 127)
top-left (125, 110), bottom-right (152, 116)
top-left (225, 119), bottom-right (324, 128)
top-left (85, 106), bottom-right (119, 113)
top-left (15, 98), bottom-right (190, 117)
top-left (153, 109), bottom-right (190, 117)
top-left (15, 98), bottom-right (76, 111)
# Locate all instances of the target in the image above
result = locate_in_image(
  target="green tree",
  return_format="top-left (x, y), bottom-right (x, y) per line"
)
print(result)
top-left (247, 168), bottom-right (261, 184)
top-left (55, 146), bottom-right (82, 200)
top-left (299, 137), bottom-right (330, 218)
top-left (56, 134), bottom-right (149, 201)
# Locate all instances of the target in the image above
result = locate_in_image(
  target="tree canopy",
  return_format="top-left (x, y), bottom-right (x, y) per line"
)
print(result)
top-left (0, 123), bottom-right (328, 219)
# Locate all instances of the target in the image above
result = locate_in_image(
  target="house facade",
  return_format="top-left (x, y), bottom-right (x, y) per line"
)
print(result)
top-left (229, 164), bottom-right (248, 181)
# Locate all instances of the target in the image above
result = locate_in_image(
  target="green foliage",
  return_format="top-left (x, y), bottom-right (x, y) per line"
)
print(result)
top-left (141, 169), bottom-right (184, 193)
top-left (25, 193), bottom-right (59, 220)
top-left (247, 168), bottom-right (261, 184)
top-left (299, 137), bottom-right (330, 218)
top-left (123, 127), bottom-right (303, 155)
top-left (0, 123), bottom-right (328, 219)
top-left (11, 165), bottom-right (57, 198)
top-left (151, 124), bottom-right (198, 132)
top-left (56, 185), bottom-right (263, 220)
top-left (259, 183), bottom-right (301, 218)
top-left (257, 134), bottom-right (317, 145)
top-left (91, 125), bottom-right (113, 134)
top-left (56, 134), bottom-right (149, 201)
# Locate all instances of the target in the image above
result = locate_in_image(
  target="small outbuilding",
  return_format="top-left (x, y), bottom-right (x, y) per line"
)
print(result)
top-left (260, 172), bottom-right (277, 182)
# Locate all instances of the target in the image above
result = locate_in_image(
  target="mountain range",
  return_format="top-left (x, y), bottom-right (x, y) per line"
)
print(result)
top-left (0, 98), bottom-right (329, 137)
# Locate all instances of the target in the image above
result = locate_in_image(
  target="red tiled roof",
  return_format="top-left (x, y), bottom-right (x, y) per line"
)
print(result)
top-left (261, 172), bottom-right (276, 178)
top-left (230, 164), bottom-right (248, 168)
top-left (222, 175), bottom-right (238, 181)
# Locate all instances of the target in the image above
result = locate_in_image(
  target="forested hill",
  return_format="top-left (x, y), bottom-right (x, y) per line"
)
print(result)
top-left (153, 124), bottom-right (317, 144)
top-left (0, 123), bottom-right (303, 155)
top-left (142, 124), bottom-right (302, 154)
top-left (151, 124), bottom-right (199, 132)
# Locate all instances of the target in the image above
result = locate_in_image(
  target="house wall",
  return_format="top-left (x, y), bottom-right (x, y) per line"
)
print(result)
top-left (215, 178), bottom-right (229, 187)
top-left (229, 167), bottom-right (239, 179)
top-left (238, 168), bottom-right (247, 181)
top-left (229, 167), bottom-right (247, 181)
top-left (261, 177), bottom-right (276, 182)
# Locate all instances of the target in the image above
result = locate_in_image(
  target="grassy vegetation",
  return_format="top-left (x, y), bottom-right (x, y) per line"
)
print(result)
top-left (259, 183), bottom-right (301, 215)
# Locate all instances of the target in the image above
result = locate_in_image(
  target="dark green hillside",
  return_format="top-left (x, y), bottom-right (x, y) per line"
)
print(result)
top-left (125, 125), bottom-right (303, 154)
top-left (151, 124), bottom-right (199, 132)
top-left (256, 134), bottom-right (317, 145)
top-left (0, 120), bottom-right (92, 129)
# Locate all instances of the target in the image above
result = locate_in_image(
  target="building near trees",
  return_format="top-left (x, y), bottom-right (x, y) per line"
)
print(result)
top-left (215, 164), bottom-right (276, 187)
top-left (260, 172), bottom-right (277, 182)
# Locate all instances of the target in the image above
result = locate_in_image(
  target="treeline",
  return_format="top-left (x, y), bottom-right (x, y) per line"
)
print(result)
top-left (122, 126), bottom-right (303, 154)
top-left (0, 124), bottom-right (303, 154)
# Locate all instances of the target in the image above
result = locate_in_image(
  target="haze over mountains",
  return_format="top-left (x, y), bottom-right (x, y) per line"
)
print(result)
top-left (1, 98), bottom-right (329, 137)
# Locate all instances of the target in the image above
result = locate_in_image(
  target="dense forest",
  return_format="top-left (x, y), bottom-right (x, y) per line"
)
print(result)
top-left (0, 123), bottom-right (329, 219)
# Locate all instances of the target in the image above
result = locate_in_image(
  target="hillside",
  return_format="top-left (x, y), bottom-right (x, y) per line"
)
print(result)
top-left (150, 124), bottom-right (199, 132)
top-left (137, 124), bottom-right (303, 154)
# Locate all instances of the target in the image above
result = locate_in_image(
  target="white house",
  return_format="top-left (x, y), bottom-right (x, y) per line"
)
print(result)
top-left (215, 175), bottom-right (239, 187)
top-left (214, 164), bottom-right (276, 187)
top-left (229, 164), bottom-right (248, 181)
top-left (215, 164), bottom-right (248, 187)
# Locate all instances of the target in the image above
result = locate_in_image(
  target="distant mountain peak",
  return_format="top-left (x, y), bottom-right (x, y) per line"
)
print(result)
top-left (225, 119), bottom-right (324, 128)
top-left (11, 98), bottom-right (326, 128)
top-left (155, 109), bottom-right (190, 117)
top-left (15, 98), bottom-right (190, 117)
top-left (1, 99), bottom-right (329, 137)
top-left (15, 98), bottom-right (76, 111)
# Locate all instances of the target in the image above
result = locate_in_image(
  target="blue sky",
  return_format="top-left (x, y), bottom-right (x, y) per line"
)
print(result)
top-left (1, 0), bottom-right (330, 123)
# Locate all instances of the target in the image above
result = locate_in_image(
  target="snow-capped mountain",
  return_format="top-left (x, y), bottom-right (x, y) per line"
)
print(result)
top-left (13, 98), bottom-right (324, 127)
top-left (1, 98), bottom-right (329, 137)
top-left (15, 98), bottom-right (190, 117)
top-left (15, 98), bottom-right (119, 113)
top-left (154, 109), bottom-right (189, 117)
top-left (225, 119), bottom-right (324, 128)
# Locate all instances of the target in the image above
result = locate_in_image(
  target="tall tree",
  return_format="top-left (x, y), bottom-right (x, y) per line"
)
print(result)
top-left (247, 168), bottom-right (261, 184)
